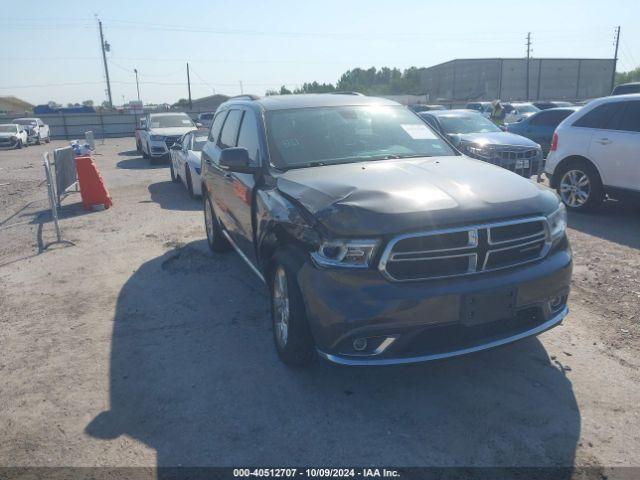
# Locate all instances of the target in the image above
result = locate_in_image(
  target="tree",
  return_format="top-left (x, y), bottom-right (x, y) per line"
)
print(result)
top-left (173, 98), bottom-right (190, 108)
top-left (47, 101), bottom-right (62, 108)
top-left (615, 66), bottom-right (640, 85)
top-left (82, 100), bottom-right (94, 107)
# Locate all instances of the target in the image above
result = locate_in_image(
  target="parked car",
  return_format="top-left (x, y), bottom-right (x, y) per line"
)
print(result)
top-left (465, 101), bottom-right (493, 117)
top-left (197, 112), bottom-right (216, 129)
top-left (532, 101), bottom-right (574, 110)
top-left (12, 117), bottom-right (50, 144)
top-left (419, 109), bottom-right (543, 178)
top-left (409, 104), bottom-right (446, 113)
top-left (505, 107), bottom-right (580, 155)
top-left (137, 112), bottom-right (196, 163)
top-left (201, 93), bottom-right (571, 367)
top-left (611, 82), bottom-right (640, 96)
top-left (169, 130), bottom-right (207, 198)
top-left (504, 103), bottom-right (540, 123)
top-left (0, 123), bottom-right (29, 149)
top-left (545, 94), bottom-right (640, 211)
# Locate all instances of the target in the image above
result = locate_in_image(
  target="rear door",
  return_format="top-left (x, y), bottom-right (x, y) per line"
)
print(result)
top-left (586, 100), bottom-right (639, 190)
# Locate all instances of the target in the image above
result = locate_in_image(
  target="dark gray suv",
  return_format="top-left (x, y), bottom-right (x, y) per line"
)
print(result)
top-left (201, 94), bottom-right (572, 366)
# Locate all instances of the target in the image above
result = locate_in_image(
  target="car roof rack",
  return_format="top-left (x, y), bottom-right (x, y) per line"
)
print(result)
top-left (229, 94), bottom-right (261, 101)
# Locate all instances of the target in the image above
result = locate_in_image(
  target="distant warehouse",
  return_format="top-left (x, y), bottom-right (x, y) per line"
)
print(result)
top-left (420, 58), bottom-right (615, 103)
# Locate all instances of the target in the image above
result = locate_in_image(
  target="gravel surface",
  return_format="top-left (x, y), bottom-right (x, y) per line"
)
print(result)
top-left (0, 139), bottom-right (639, 475)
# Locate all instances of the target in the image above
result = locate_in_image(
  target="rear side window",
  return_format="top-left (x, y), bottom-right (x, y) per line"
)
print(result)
top-left (208, 111), bottom-right (227, 143)
top-left (236, 110), bottom-right (261, 166)
top-left (573, 102), bottom-right (626, 129)
top-left (530, 110), bottom-right (572, 126)
top-left (218, 110), bottom-right (243, 149)
top-left (616, 101), bottom-right (640, 133)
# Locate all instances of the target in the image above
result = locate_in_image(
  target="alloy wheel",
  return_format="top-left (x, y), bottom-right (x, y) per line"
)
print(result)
top-left (560, 169), bottom-right (590, 208)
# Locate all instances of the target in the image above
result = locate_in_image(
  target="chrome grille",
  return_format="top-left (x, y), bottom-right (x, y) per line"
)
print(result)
top-left (379, 217), bottom-right (550, 282)
top-left (164, 136), bottom-right (180, 148)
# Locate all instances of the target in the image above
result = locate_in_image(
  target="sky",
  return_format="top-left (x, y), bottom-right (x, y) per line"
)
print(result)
top-left (1, 0), bottom-right (639, 106)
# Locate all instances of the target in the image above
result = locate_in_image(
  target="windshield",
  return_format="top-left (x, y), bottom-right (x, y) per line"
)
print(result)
top-left (192, 135), bottom-right (207, 152)
top-left (513, 104), bottom-right (539, 114)
top-left (150, 115), bottom-right (194, 128)
top-left (0, 125), bottom-right (18, 133)
top-left (438, 114), bottom-right (501, 134)
top-left (13, 119), bottom-right (36, 126)
top-left (266, 105), bottom-right (455, 169)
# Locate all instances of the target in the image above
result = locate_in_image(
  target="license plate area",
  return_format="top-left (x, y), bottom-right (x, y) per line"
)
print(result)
top-left (461, 288), bottom-right (517, 326)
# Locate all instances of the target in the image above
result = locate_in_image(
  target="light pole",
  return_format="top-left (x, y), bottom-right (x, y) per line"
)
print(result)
top-left (134, 69), bottom-right (141, 102)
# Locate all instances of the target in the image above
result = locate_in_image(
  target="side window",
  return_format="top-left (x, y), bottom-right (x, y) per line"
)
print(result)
top-left (182, 133), bottom-right (191, 151)
top-left (236, 110), bottom-right (262, 166)
top-left (208, 111), bottom-right (227, 143)
top-left (616, 101), bottom-right (640, 133)
top-left (218, 110), bottom-right (243, 149)
top-left (573, 102), bottom-right (625, 129)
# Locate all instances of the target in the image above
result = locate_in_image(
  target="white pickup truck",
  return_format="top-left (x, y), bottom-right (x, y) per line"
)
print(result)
top-left (136, 112), bottom-right (196, 163)
top-left (12, 117), bottom-right (51, 145)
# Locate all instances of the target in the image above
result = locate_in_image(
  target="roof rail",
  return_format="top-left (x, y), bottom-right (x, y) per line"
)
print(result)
top-left (228, 94), bottom-right (261, 101)
top-left (330, 91), bottom-right (365, 96)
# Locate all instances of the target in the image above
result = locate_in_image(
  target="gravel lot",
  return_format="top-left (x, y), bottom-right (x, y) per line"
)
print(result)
top-left (0, 139), bottom-right (639, 476)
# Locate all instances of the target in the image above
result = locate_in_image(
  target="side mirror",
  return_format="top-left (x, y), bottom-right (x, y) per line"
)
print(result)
top-left (219, 147), bottom-right (258, 174)
top-left (170, 143), bottom-right (181, 150)
top-left (195, 122), bottom-right (203, 128)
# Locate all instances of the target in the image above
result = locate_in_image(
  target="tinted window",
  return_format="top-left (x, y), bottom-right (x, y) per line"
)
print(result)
top-left (616, 101), bottom-right (640, 132)
top-left (612, 84), bottom-right (640, 95)
top-left (236, 110), bottom-right (261, 166)
top-left (208, 111), bottom-right (227, 142)
top-left (266, 105), bottom-right (455, 169)
top-left (573, 102), bottom-right (626, 129)
top-left (529, 110), bottom-right (572, 126)
top-left (466, 103), bottom-right (480, 111)
top-left (218, 110), bottom-right (243, 149)
top-left (437, 114), bottom-right (501, 134)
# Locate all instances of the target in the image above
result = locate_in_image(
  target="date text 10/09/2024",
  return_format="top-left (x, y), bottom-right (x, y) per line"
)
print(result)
top-left (233, 468), bottom-right (401, 478)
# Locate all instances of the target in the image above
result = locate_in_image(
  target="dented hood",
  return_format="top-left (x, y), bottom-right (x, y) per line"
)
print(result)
top-left (276, 156), bottom-right (558, 237)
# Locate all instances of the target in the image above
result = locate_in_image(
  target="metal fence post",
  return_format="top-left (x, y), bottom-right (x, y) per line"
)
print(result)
top-left (43, 152), bottom-right (62, 242)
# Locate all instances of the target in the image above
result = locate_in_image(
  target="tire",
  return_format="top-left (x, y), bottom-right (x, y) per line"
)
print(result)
top-left (16, 139), bottom-right (22, 149)
top-left (269, 247), bottom-right (315, 367)
top-left (35, 135), bottom-right (41, 145)
top-left (136, 139), bottom-right (141, 153)
top-left (45, 136), bottom-right (50, 144)
top-left (169, 162), bottom-right (178, 182)
top-left (142, 142), bottom-right (149, 159)
top-left (556, 160), bottom-right (604, 212)
top-left (186, 167), bottom-right (196, 198)
top-left (204, 193), bottom-right (231, 253)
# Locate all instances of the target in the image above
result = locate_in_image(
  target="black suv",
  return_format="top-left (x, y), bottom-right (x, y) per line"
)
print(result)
top-left (200, 94), bottom-right (572, 366)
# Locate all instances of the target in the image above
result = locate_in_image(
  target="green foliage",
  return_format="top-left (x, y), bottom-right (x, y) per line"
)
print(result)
top-left (615, 66), bottom-right (640, 85)
top-left (266, 67), bottom-right (425, 96)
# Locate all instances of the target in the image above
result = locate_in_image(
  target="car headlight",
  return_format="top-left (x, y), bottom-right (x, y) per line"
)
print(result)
top-left (150, 135), bottom-right (164, 141)
top-left (547, 203), bottom-right (567, 242)
top-left (311, 239), bottom-right (378, 268)
top-left (462, 143), bottom-right (492, 159)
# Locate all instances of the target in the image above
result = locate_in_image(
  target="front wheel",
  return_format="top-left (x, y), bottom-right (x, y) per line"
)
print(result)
top-left (186, 167), bottom-right (196, 198)
top-left (169, 161), bottom-right (178, 182)
top-left (16, 139), bottom-right (23, 149)
top-left (557, 161), bottom-right (603, 212)
top-left (269, 248), bottom-right (315, 367)
top-left (45, 136), bottom-right (51, 143)
top-left (204, 194), bottom-right (231, 253)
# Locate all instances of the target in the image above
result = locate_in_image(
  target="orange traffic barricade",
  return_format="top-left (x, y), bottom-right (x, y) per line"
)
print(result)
top-left (75, 155), bottom-right (113, 210)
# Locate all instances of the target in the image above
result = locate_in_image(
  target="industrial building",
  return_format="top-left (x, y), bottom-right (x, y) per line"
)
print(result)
top-left (420, 58), bottom-right (615, 103)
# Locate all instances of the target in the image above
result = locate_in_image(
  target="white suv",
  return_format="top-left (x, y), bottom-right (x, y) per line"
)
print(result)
top-left (545, 94), bottom-right (640, 211)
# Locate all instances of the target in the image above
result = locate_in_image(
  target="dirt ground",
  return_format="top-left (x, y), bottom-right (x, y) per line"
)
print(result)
top-left (0, 139), bottom-right (639, 475)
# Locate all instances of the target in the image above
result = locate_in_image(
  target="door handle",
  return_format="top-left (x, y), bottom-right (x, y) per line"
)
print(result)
top-left (596, 138), bottom-right (612, 145)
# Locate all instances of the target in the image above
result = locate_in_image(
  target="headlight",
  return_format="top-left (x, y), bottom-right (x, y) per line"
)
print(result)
top-left (547, 203), bottom-right (567, 242)
top-left (150, 135), bottom-right (164, 141)
top-left (311, 239), bottom-right (378, 268)
top-left (462, 143), bottom-right (492, 159)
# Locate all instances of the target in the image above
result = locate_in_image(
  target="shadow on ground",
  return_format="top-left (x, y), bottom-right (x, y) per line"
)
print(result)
top-left (86, 240), bottom-right (580, 472)
top-left (116, 157), bottom-right (167, 170)
top-left (118, 150), bottom-right (140, 156)
top-left (568, 200), bottom-right (640, 250)
top-left (148, 181), bottom-right (199, 211)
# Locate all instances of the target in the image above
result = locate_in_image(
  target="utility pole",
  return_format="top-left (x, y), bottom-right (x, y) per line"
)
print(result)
top-left (134, 68), bottom-right (140, 101)
top-left (186, 62), bottom-right (192, 110)
top-left (525, 32), bottom-right (532, 101)
top-left (97, 18), bottom-right (113, 108)
top-left (611, 26), bottom-right (621, 92)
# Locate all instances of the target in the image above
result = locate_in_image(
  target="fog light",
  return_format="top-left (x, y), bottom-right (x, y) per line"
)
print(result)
top-left (353, 338), bottom-right (368, 351)
top-left (549, 296), bottom-right (564, 312)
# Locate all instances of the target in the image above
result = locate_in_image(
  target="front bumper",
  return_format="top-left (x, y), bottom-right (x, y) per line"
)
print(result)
top-left (299, 245), bottom-right (572, 366)
top-left (149, 141), bottom-right (169, 157)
